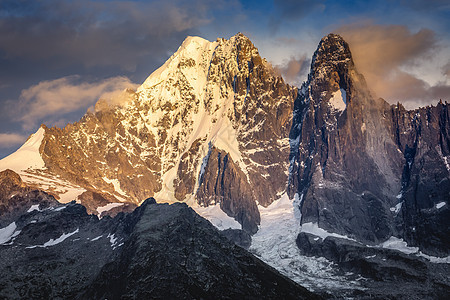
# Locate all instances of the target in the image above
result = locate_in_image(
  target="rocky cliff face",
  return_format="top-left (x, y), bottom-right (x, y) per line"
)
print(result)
top-left (1, 33), bottom-right (295, 232)
top-left (392, 102), bottom-right (450, 255)
top-left (288, 34), bottom-right (449, 255)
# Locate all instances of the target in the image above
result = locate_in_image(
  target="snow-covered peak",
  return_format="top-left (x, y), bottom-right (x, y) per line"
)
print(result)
top-left (138, 36), bottom-right (217, 94)
top-left (0, 33), bottom-right (293, 231)
top-left (0, 126), bottom-right (46, 173)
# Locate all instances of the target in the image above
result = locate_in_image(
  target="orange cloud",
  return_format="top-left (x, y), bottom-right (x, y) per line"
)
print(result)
top-left (335, 23), bottom-right (449, 108)
top-left (14, 76), bottom-right (138, 130)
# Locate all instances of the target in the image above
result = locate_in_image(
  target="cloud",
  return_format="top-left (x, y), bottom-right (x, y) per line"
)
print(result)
top-left (0, 133), bottom-right (27, 149)
top-left (14, 75), bottom-right (138, 130)
top-left (0, 0), bottom-right (214, 72)
top-left (443, 62), bottom-right (450, 77)
top-left (335, 23), bottom-right (449, 108)
top-left (275, 55), bottom-right (310, 86)
top-left (94, 88), bottom-right (138, 113)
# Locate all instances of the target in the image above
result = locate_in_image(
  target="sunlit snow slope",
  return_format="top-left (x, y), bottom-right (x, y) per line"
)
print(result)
top-left (0, 33), bottom-right (295, 230)
top-left (0, 127), bottom-right (86, 203)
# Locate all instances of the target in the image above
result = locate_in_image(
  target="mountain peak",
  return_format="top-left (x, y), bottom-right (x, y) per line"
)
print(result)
top-left (314, 34), bottom-right (351, 61)
top-left (179, 35), bottom-right (211, 50)
top-left (230, 32), bottom-right (251, 43)
top-left (310, 33), bottom-right (353, 78)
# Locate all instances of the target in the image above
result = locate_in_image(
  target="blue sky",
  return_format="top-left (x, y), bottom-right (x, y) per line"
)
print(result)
top-left (0, 0), bottom-right (449, 158)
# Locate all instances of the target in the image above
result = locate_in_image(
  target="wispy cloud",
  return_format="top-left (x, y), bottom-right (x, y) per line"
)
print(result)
top-left (336, 23), bottom-right (449, 108)
top-left (443, 62), bottom-right (450, 77)
top-left (14, 76), bottom-right (138, 130)
top-left (275, 54), bottom-right (310, 86)
top-left (0, 133), bottom-right (27, 149)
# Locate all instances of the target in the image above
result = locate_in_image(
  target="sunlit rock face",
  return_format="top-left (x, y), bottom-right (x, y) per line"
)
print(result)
top-left (391, 102), bottom-right (450, 255)
top-left (288, 33), bottom-right (450, 256)
top-left (1, 33), bottom-right (295, 232)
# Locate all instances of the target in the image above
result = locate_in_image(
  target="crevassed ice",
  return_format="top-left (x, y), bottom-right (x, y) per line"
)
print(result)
top-left (250, 193), bottom-right (362, 292)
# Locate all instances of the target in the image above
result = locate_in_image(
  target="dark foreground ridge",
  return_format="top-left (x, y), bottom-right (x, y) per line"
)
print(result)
top-left (0, 181), bottom-right (318, 299)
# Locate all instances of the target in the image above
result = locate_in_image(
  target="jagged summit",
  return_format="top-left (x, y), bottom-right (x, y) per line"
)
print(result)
top-left (295, 33), bottom-right (372, 116)
top-left (0, 32), bottom-right (449, 298)
top-left (138, 32), bottom-right (262, 95)
top-left (311, 33), bottom-right (353, 72)
top-left (307, 34), bottom-right (354, 93)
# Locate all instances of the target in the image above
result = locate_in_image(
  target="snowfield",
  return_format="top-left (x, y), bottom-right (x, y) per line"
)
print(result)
top-left (194, 204), bottom-right (241, 230)
top-left (249, 193), bottom-right (363, 292)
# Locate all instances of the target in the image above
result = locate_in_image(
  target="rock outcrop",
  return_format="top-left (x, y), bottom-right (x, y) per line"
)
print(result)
top-left (297, 232), bottom-right (450, 299)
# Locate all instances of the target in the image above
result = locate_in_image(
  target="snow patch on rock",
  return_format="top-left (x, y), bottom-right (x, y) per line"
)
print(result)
top-left (418, 252), bottom-right (450, 264)
top-left (102, 177), bottom-right (128, 200)
top-left (0, 222), bottom-right (18, 244)
top-left (436, 202), bottom-right (446, 209)
top-left (301, 222), bottom-right (356, 242)
top-left (328, 88), bottom-right (347, 112)
top-left (90, 235), bottom-right (103, 241)
top-left (107, 233), bottom-right (118, 247)
top-left (379, 236), bottom-right (419, 254)
top-left (27, 204), bottom-right (41, 213)
top-left (194, 204), bottom-right (241, 230)
top-left (97, 203), bottom-right (124, 215)
top-left (377, 236), bottom-right (450, 263)
top-left (26, 229), bottom-right (79, 248)
top-left (390, 202), bottom-right (402, 213)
